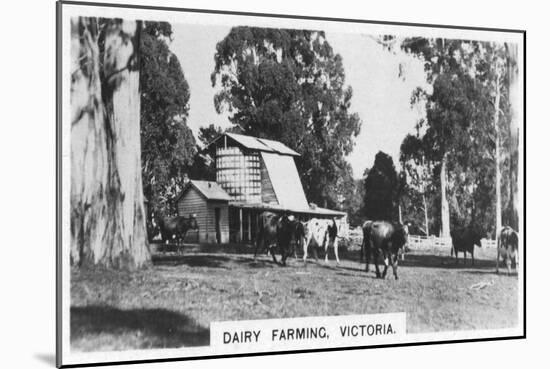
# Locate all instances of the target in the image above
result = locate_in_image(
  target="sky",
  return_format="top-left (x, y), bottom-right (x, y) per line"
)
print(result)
top-left (170, 23), bottom-right (429, 179)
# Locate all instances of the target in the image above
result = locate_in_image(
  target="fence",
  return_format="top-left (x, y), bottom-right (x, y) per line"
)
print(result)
top-left (408, 235), bottom-right (497, 250)
top-left (408, 235), bottom-right (451, 250)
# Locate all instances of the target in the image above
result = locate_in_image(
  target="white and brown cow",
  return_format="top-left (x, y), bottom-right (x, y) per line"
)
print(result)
top-left (301, 218), bottom-right (341, 265)
top-left (496, 226), bottom-right (519, 275)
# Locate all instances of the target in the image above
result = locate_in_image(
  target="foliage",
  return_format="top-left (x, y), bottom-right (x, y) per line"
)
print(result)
top-left (211, 26), bottom-right (361, 208)
top-left (363, 152), bottom-right (400, 221)
top-left (198, 124), bottom-right (224, 147)
top-left (139, 22), bottom-right (196, 218)
top-left (391, 37), bottom-right (518, 236)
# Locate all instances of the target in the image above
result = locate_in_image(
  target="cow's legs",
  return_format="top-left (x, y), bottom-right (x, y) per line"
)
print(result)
top-left (324, 237), bottom-right (330, 264)
top-left (333, 237), bottom-right (340, 265)
top-left (302, 236), bottom-right (309, 264)
top-left (506, 251), bottom-right (512, 275)
top-left (496, 248), bottom-right (501, 274)
top-left (365, 243), bottom-right (370, 273)
top-left (313, 245), bottom-right (319, 262)
top-left (270, 246), bottom-right (279, 265)
top-left (280, 246), bottom-right (287, 267)
top-left (382, 251), bottom-right (391, 279)
top-left (373, 248), bottom-right (381, 278)
top-left (390, 252), bottom-right (399, 280)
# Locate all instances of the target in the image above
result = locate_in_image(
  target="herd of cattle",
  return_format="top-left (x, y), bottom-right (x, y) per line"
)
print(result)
top-left (152, 212), bottom-right (520, 278)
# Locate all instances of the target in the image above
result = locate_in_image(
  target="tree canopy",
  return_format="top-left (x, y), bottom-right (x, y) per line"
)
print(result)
top-left (139, 22), bottom-right (196, 218)
top-left (363, 151), bottom-right (400, 221)
top-left (211, 26), bottom-right (361, 208)
top-left (393, 37), bottom-right (518, 236)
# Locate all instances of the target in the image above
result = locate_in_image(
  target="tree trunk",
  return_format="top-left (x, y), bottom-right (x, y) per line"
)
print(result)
top-left (423, 192), bottom-right (429, 236)
top-left (493, 69), bottom-right (502, 237)
top-left (438, 39), bottom-right (450, 239)
top-left (70, 17), bottom-right (150, 269)
top-left (440, 154), bottom-right (450, 238)
top-left (398, 204), bottom-right (403, 223)
top-left (506, 43), bottom-right (519, 230)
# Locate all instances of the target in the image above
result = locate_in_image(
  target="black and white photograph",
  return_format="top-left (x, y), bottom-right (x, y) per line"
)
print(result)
top-left (56, 0), bottom-right (525, 366)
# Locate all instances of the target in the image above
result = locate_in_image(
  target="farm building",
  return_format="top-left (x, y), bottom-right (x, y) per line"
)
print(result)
top-left (175, 180), bottom-right (231, 244)
top-left (176, 132), bottom-right (347, 244)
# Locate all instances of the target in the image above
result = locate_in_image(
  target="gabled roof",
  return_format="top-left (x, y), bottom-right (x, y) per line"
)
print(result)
top-left (206, 132), bottom-right (300, 157)
top-left (175, 180), bottom-right (231, 202)
top-left (256, 137), bottom-right (300, 156)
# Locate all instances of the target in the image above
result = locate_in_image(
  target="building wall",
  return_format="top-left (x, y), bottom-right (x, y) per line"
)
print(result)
top-left (205, 201), bottom-right (230, 244)
top-left (260, 155), bottom-right (278, 204)
top-left (177, 188), bottom-right (229, 244)
top-left (216, 146), bottom-right (261, 203)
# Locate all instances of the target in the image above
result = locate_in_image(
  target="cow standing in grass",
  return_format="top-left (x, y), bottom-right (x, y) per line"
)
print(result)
top-left (360, 220), bottom-right (374, 264)
top-left (290, 219), bottom-right (307, 260)
top-left (363, 221), bottom-right (408, 279)
top-left (301, 218), bottom-right (329, 265)
top-left (496, 226), bottom-right (519, 275)
top-left (450, 227), bottom-right (482, 266)
top-left (156, 214), bottom-right (198, 248)
top-left (324, 218), bottom-right (341, 265)
top-left (254, 211), bottom-right (278, 259)
top-left (254, 212), bottom-right (295, 266)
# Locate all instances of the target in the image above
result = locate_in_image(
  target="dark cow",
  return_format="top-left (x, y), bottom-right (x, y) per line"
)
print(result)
top-left (496, 226), bottom-right (519, 275)
top-left (360, 220), bottom-right (373, 263)
top-left (290, 219), bottom-right (307, 260)
top-left (450, 227), bottom-right (482, 265)
top-left (276, 215), bottom-right (294, 266)
top-left (156, 214), bottom-right (198, 247)
top-left (363, 221), bottom-right (408, 279)
top-left (254, 211), bottom-right (279, 259)
top-left (254, 212), bottom-right (295, 266)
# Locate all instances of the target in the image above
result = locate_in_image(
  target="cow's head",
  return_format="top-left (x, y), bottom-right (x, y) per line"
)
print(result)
top-left (473, 230), bottom-right (482, 248)
top-left (394, 223), bottom-right (409, 249)
top-left (467, 225), bottom-right (483, 248)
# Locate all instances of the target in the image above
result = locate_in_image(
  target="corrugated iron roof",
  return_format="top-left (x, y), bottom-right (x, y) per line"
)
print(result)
top-left (207, 132), bottom-right (300, 156)
top-left (176, 180), bottom-right (231, 202)
top-left (225, 133), bottom-right (272, 152)
top-left (228, 202), bottom-right (347, 217)
top-left (256, 137), bottom-right (300, 156)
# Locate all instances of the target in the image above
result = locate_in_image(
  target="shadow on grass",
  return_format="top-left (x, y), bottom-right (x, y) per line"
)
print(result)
top-left (71, 306), bottom-right (209, 349)
top-left (152, 254), bottom-right (233, 269)
top-left (399, 254), bottom-right (496, 269)
top-left (153, 253), bottom-right (278, 269)
top-left (461, 269), bottom-right (519, 277)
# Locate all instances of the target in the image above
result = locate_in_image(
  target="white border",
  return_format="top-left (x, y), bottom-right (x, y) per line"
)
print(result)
top-left (59, 2), bottom-right (525, 367)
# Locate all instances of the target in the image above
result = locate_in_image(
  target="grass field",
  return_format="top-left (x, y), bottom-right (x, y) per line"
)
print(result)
top-left (70, 242), bottom-right (519, 352)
